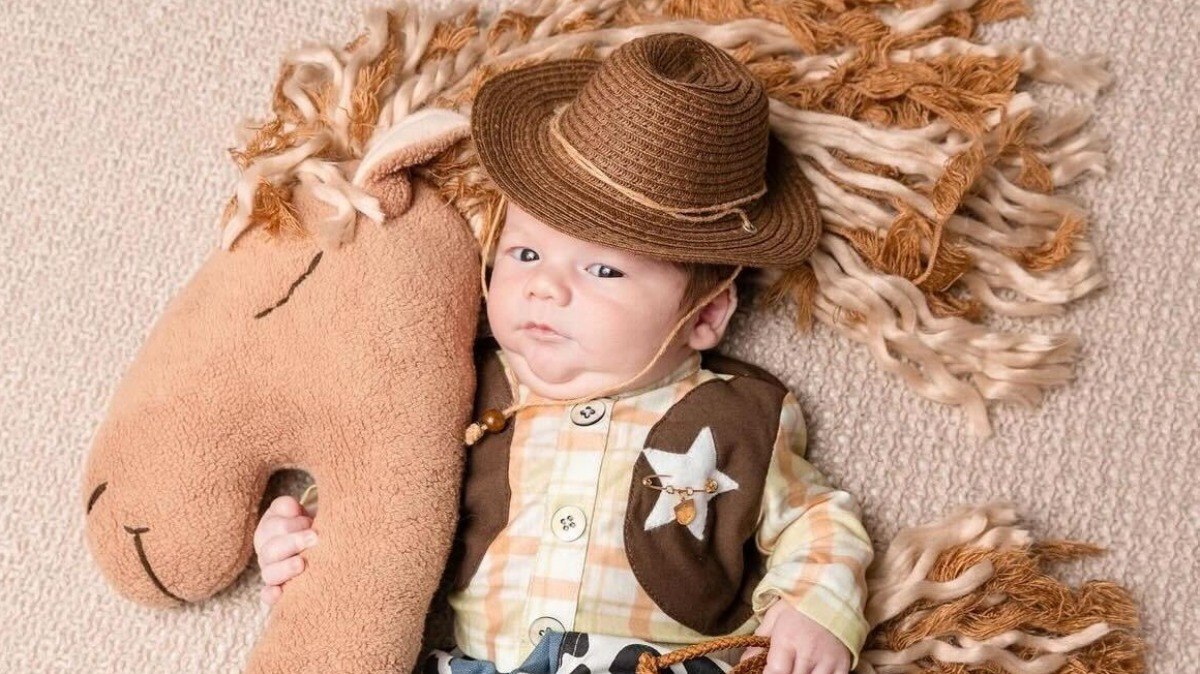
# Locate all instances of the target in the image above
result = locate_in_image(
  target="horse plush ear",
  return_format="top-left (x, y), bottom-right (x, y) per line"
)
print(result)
top-left (353, 107), bottom-right (471, 219)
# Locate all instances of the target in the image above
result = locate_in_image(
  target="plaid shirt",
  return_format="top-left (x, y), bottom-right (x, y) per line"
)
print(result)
top-left (447, 348), bottom-right (873, 671)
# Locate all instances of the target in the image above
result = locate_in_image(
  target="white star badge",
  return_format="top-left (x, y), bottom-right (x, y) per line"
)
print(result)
top-left (641, 426), bottom-right (739, 541)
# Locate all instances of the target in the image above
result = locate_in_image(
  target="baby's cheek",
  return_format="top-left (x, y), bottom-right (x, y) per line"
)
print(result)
top-left (485, 278), bottom-right (520, 322)
top-left (564, 308), bottom-right (625, 356)
top-left (599, 322), bottom-right (670, 372)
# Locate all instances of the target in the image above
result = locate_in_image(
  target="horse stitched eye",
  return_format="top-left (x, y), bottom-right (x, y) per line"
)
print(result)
top-left (255, 251), bottom-right (323, 319)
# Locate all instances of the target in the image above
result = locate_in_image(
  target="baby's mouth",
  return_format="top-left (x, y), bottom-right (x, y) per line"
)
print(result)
top-left (521, 322), bottom-right (567, 340)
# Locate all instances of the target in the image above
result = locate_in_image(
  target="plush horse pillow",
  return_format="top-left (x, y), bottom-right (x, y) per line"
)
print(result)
top-left (81, 109), bottom-right (479, 673)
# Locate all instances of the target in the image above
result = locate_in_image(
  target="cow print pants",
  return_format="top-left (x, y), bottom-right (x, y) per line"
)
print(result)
top-left (423, 631), bottom-right (737, 674)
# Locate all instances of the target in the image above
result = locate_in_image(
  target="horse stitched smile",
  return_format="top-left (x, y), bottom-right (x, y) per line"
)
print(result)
top-left (87, 482), bottom-right (184, 603)
top-left (123, 525), bottom-right (186, 603)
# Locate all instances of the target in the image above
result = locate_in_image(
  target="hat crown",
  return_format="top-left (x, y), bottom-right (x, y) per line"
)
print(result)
top-left (556, 33), bottom-right (770, 209)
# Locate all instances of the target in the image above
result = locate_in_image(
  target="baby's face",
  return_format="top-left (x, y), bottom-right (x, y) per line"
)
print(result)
top-left (486, 201), bottom-right (695, 401)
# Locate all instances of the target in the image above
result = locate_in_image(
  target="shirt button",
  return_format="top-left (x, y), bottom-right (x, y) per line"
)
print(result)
top-left (570, 400), bottom-right (607, 426)
top-left (528, 616), bottom-right (565, 644)
top-left (551, 505), bottom-right (586, 542)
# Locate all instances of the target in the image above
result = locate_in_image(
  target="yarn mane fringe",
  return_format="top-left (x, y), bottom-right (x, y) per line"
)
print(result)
top-left (214, 0), bottom-right (1113, 439)
top-left (859, 501), bottom-right (1144, 674)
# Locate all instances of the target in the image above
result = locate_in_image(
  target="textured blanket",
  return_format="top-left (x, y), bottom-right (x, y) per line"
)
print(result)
top-left (2, 0), bottom-right (1192, 671)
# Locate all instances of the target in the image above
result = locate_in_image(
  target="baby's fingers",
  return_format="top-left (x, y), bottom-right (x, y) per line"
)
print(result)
top-left (254, 514), bottom-right (313, 553)
top-left (267, 495), bottom-right (303, 518)
top-left (763, 642), bottom-right (795, 674)
top-left (260, 584), bottom-right (282, 607)
top-left (260, 555), bottom-right (306, 586)
top-left (809, 657), bottom-right (846, 674)
top-left (259, 529), bottom-right (318, 566)
top-left (789, 652), bottom-right (817, 674)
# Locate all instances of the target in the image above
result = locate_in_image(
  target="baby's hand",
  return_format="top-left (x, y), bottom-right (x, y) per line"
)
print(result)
top-left (253, 495), bottom-right (318, 608)
top-left (739, 599), bottom-right (853, 674)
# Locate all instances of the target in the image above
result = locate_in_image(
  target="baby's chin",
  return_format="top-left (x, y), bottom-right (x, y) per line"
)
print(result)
top-left (502, 342), bottom-right (615, 400)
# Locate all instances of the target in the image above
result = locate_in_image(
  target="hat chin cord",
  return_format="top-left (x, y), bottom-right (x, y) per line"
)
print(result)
top-left (464, 193), bottom-right (742, 446)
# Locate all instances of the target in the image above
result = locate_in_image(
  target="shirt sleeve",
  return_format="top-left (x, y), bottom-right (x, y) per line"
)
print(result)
top-left (750, 391), bottom-right (874, 670)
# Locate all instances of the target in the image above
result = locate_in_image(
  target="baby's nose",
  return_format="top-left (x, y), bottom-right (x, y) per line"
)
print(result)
top-left (526, 272), bottom-right (569, 304)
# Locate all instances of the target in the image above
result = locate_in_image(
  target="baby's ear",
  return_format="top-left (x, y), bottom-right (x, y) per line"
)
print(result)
top-left (352, 108), bottom-right (470, 219)
top-left (688, 283), bottom-right (739, 351)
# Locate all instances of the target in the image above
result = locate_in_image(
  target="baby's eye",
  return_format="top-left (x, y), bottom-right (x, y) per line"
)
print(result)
top-left (585, 263), bottom-right (625, 278)
top-left (512, 247), bottom-right (539, 262)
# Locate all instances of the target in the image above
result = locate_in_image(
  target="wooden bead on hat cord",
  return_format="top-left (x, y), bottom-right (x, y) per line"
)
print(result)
top-left (463, 193), bottom-right (743, 446)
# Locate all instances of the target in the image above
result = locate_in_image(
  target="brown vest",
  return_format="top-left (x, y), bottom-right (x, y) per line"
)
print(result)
top-left (443, 337), bottom-right (791, 635)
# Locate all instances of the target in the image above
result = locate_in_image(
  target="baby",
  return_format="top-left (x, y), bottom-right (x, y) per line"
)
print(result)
top-left (255, 31), bottom-right (874, 674)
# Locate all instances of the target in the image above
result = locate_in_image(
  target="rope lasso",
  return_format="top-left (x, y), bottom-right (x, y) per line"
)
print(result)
top-left (635, 635), bottom-right (771, 674)
top-left (464, 192), bottom-right (743, 446)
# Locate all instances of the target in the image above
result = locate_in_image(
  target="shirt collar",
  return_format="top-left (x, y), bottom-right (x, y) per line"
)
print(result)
top-left (497, 349), bottom-right (703, 405)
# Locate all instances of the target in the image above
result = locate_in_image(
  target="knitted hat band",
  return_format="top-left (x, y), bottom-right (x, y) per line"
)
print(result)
top-left (471, 32), bottom-right (824, 267)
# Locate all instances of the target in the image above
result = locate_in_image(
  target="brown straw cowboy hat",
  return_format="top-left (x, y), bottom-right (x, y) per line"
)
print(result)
top-left (470, 32), bottom-right (823, 268)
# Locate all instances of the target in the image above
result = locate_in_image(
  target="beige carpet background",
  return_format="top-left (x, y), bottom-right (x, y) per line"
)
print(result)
top-left (1, 0), bottom-right (1196, 672)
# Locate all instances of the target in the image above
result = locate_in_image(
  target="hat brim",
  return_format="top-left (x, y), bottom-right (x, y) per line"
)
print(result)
top-left (471, 57), bottom-right (823, 267)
